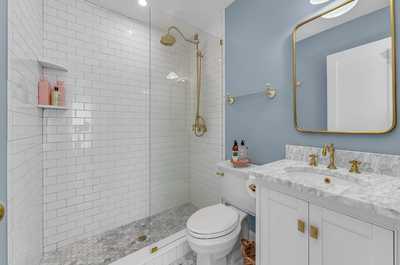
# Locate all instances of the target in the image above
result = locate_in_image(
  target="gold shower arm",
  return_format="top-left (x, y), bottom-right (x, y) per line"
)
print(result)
top-left (167, 26), bottom-right (199, 45)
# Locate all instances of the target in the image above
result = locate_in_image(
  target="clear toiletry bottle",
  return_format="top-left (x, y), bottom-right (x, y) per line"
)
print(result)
top-left (239, 140), bottom-right (248, 160)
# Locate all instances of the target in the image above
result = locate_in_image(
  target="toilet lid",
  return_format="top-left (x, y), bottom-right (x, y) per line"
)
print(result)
top-left (187, 204), bottom-right (239, 239)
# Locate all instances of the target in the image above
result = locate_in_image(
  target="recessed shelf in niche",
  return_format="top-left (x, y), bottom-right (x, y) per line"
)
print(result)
top-left (37, 104), bottom-right (68, 110)
top-left (37, 58), bottom-right (68, 72)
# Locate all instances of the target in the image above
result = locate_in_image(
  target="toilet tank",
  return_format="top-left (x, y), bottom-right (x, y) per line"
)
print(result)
top-left (216, 161), bottom-right (257, 216)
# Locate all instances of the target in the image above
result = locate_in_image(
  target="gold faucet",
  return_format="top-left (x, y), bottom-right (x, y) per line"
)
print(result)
top-left (322, 144), bottom-right (337, 170)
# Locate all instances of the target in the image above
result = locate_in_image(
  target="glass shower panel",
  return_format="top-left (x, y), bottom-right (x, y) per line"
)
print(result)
top-left (148, 6), bottom-right (224, 251)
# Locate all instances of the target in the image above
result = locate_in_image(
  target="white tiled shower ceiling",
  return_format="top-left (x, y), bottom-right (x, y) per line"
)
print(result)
top-left (41, 0), bottom-right (224, 252)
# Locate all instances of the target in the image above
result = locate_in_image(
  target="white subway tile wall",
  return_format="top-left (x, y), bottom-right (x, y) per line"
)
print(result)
top-left (42, 0), bottom-right (151, 252)
top-left (41, 0), bottom-right (223, 253)
top-left (189, 36), bottom-right (224, 208)
top-left (7, 0), bottom-right (44, 265)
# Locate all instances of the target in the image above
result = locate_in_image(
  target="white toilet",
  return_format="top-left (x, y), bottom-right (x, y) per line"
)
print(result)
top-left (186, 163), bottom-right (256, 265)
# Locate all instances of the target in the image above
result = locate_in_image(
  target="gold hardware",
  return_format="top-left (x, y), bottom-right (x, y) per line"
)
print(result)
top-left (151, 246), bottom-right (158, 254)
top-left (324, 177), bottom-right (331, 184)
top-left (0, 203), bottom-right (4, 222)
top-left (309, 154), bottom-right (318, 167)
top-left (265, 83), bottom-right (277, 99)
top-left (249, 184), bottom-right (256, 193)
top-left (292, 0), bottom-right (397, 135)
top-left (322, 144), bottom-right (337, 170)
top-left (137, 235), bottom-right (147, 242)
top-left (227, 95), bottom-right (236, 105)
top-left (297, 219), bottom-right (305, 233)
top-left (216, 172), bottom-right (225, 177)
top-left (349, 160), bottom-right (362, 174)
top-left (310, 225), bottom-right (319, 240)
top-left (160, 26), bottom-right (207, 137)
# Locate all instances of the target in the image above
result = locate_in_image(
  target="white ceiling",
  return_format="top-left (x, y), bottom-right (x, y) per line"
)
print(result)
top-left (88, 0), bottom-right (235, 37)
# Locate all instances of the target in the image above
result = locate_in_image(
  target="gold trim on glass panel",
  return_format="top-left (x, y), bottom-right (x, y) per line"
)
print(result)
top-left (292, 0), bottom-right (397, 135)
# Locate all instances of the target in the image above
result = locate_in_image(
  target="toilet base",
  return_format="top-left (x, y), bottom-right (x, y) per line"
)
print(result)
top-left (197, 254), bottom-right (227, 265)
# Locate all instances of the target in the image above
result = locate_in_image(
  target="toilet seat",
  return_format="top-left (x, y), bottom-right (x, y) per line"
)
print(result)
top-left (187, 204), bottom-right (239, 239)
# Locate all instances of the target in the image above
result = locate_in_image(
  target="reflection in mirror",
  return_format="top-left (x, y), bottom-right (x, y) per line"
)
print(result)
top-left (293, 0), bottom-right (396, 134)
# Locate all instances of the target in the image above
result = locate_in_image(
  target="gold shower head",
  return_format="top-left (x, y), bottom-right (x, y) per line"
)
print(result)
top-left (160, 33), bottom-right (176, 46)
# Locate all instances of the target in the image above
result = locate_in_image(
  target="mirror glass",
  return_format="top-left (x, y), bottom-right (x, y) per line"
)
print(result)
top-left (293, 0), bottom-right (396, 134)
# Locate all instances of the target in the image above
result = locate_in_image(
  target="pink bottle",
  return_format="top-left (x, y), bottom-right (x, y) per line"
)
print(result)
top-left (56, 80), bottom-right (65, 106)
top-left (38, 80), bottom-right (51, 105)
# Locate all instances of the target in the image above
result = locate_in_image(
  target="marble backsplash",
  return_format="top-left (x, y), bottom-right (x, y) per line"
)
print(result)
top-left (286, 145), bottom-right (400, 177)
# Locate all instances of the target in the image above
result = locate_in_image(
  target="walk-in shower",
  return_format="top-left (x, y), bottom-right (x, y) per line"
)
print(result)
top-left (7, 0), bottom-right (224, 264)
top-left (160, 26), bottom-right (208, 137)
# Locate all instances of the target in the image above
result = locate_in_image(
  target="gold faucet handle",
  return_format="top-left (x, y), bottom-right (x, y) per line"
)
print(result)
top-left (349, 160), bottom-right (362, 174)
top-left (309, 154), bottom-right (318, 167)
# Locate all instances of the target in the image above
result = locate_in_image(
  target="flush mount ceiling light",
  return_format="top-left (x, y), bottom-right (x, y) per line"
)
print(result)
top-left (138, 0), bottom-right (148, 7)
top-left (310, 0), bottom-right (330, 5)
top-left (166, 72), bottom-right (179, 80)
top-left (322, 0), bottom-right (359, 19)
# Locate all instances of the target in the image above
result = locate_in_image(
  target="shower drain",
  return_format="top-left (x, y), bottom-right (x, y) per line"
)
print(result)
top-left (137, 235), bottom-right (147, 242)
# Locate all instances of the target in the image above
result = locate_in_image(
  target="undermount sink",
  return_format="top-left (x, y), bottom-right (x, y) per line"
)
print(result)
top-left (284, 166), bottom-right (369, 187)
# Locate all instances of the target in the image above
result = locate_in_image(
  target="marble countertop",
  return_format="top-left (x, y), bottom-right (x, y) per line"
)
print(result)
top-left (250, 159), bottom-right (400, 221)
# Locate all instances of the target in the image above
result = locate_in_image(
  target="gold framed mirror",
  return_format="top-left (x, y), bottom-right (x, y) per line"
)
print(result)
top-left (292, 0), bottom-right (397, 134)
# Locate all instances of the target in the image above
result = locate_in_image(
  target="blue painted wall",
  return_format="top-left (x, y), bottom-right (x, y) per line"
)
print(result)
top-left (225, 0), bottom-right (400, 165)
top-left (297, 7), bottom-right (391, 129)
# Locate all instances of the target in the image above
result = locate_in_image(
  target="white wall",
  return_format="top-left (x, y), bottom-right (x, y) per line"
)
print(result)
top-left (7, 0), bottom-right (44, 264)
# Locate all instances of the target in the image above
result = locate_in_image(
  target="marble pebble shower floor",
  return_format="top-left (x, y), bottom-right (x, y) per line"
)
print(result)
top-left (40, 204), bottom-right (198, 265)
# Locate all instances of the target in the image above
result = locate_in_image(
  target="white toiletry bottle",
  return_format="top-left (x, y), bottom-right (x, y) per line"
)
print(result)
top-left (51, 87), bottom-right (61, 106)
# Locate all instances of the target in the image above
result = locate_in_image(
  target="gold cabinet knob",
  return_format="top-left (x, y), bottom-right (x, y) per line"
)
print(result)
top-left (310, 225), bottom-right (319, 240)
top-left (216, 172), bottom-right (224, 177)
top-left (349, 160), bottom-right (362, 174)
top-left (297, 219), bottom-right (306, 233)
top-left (0, 203), bottom-right (5, 222)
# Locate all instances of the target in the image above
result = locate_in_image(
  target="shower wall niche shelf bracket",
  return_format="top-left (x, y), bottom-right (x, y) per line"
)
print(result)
top-left (38, 58), bottom-right (68, 72)
top-left (37, 105), bottom-right (68, 110)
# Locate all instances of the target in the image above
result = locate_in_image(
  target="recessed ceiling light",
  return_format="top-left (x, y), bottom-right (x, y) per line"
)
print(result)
top-left (322, 0), bottom-right (358, 19)
top-left (310, 0), bottom-right (330, 5)
top-left (138, 0), bottom-right (148, 7)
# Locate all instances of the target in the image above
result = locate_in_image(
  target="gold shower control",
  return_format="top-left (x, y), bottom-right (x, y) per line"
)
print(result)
top-left (0, 203), bottom-right (5, 222)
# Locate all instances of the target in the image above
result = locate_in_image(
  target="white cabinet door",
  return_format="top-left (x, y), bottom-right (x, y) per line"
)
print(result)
top-left (309, 204), bottom-right (394, 265)
top-left (257, 187), bottom-right (308, 265)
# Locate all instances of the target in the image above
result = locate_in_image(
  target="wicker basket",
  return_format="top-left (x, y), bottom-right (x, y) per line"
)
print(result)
top-left (241, 239), bottom-right (255, 265)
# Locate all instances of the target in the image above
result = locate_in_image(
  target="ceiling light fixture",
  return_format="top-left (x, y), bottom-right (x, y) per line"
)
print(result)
top-left (322, 0), bottom-right (358, 19)
top-left (310, 0), bottom-right (330, 5)
top-left (138, 0), bottom-right (148, 7)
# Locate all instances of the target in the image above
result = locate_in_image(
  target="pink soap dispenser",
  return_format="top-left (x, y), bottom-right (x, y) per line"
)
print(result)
top-left (38, 79), bottom-right (51, 105)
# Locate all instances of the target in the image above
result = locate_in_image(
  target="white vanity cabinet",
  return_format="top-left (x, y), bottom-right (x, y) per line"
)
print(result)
top-left (257, 186), bottom-right (395, 265)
